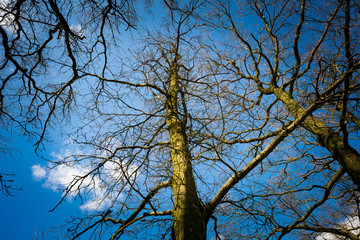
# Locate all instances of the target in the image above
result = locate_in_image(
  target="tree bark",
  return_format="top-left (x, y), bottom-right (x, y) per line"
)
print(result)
top-left (165, 63), bottom-right (207, 240)
top-left (274, 87), bottom-right (360, 189)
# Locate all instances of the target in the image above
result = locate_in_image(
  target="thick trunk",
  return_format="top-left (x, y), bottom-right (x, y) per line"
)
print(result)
top-left (166, 66), bottom-right (207, 240)
top-left (169, 135), bottom-right (207, 239)
top-left (166, 104), bottom-right (207, 240)
top-left (274, 88), bottom-right (360, 189)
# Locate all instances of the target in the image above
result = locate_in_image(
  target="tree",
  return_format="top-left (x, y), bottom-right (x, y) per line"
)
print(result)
top-left (0, 0), bottom-right (138, 195)
top-left (0, 131), bottom-right (21, 196)
top-left (1, 0), bottom-right (360, 239)
top-left (204, 0), bottom-right (360, 238)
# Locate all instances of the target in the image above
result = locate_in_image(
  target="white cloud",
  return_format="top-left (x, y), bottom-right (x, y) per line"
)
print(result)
top-left (316, 216), bottom-right (360, 240)
top-left (70, 24), bottom-right (84, 37)
top-left (32, 161), bottom-right (109, 210)
top-left (31, 164), bottom-right (46, 180)
top-left (31, 147), bottom-right (135, 211)
top-left (316, 232), bottom-right (337, 240)
top-left (80, 194), bottom-right (112, 211)
top-left (43, 164), bottom-right (86, 193)
top-left (0, 0), bottom-right (8, 6)
top-left (0, 0), bottom-right (17, 33)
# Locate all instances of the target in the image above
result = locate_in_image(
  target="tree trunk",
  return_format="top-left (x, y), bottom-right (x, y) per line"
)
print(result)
top-left (166, 64), bottom-right (207, 240)
top-left (274, 88), bottom-right (360, 189)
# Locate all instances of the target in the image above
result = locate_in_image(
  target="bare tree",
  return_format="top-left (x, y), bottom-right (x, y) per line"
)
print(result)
top-left (1, 0), bottom-right (360, 239)
top-left (204, 0), bottom-right (360, 238)
top-left (0, 0), bottom-right (138, 195)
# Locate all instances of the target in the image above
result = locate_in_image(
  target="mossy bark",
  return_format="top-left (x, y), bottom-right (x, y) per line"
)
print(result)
top-left (165, 64), bottom-right (207, 240)
top-left (274, 88), bottom-right (360, 189)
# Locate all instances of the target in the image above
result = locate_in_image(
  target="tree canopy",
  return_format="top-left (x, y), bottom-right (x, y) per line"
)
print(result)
top-left (1, 0), bottom-right (360, 239)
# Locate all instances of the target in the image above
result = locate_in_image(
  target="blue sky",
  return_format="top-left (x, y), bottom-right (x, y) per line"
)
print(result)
top-left (1, 1), bottom-right (359, 239)
top-left (0, 132), bottom-right (83, 240)
top-left (0, 1), bottom-right (167, 238)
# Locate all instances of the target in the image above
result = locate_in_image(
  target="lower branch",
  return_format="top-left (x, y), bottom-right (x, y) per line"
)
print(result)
top-left (276, 168), bottom-right (345, 239)
top-left (110, 210), bottom-right (172, 240)
top-left (207, 97), bottom-right (321, 213)
top-left (294, 224), bottom-right (359, 240)
top-left (109, 180), bottom-right (171, 239)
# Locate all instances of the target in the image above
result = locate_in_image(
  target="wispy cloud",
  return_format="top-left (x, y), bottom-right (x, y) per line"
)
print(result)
top-left (43, 164), bottom-right (86, 192)
top-left (31, 164), bottom-right (46, 181)
top-left (0, 0), bottom-right (17, 33)
top-left (316, 216), bottom-right (360, 240)
top-left (69, 24), bottom-right (84, 37)
top-left (31, 147), bottom-right (133, 211)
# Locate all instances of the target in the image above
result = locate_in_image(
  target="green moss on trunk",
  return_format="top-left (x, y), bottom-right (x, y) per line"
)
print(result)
top-left (274, 88), bottom-right (360, 188)
top-left (165, 67), bottom-right (207, 240)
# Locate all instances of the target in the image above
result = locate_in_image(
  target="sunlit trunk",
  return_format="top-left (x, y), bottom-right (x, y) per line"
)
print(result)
top-left (274, 88), bottom-right (360, 189)
top-left (165, 64), bottom-right (207, 240)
